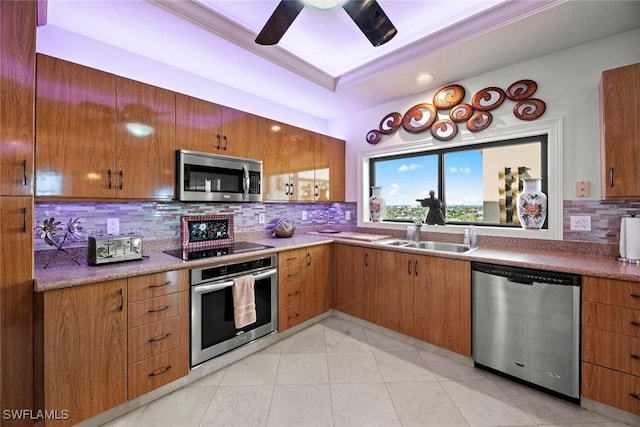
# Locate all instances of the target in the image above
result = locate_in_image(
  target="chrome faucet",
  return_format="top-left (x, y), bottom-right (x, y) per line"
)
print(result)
top-left (413, 219), bottom-right (422, 242)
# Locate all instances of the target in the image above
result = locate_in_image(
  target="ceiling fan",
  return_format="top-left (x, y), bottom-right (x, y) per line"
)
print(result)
top-left (255, 0), bottom-right (397, 47)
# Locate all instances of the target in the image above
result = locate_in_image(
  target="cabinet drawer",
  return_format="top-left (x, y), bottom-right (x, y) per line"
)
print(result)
top-left (583, 300), bottom-right (640, 337)
top-left (582, 362), bottom-right (640, 415)
top-left (582, 326), bottom-right (640, 376)
top-left (280, 279), bottom-right (303, 307)
top-left (279, 249), bottom-right (304, 268)
top-left (128, 269), bottom-right (188, 302)
top-left (583, 276), bottom-right (640, 309)
top-left (128, 345), bottom-right (189, 400)
top-left (279, 303), bottom-right (304, 330)
top-left (128, 313), bottom-right (189, 364)
top-left (128, 291), bottom-right (188, 328)
top-left (280, 264), bottom-right (303, 286)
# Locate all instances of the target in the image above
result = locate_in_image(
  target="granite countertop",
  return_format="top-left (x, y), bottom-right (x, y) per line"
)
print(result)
top-left (34, 231), bottom-right (640, 292)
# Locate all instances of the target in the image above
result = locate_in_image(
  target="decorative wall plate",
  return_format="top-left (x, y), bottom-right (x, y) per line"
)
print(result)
top-left (449, 103), bottom-right (474, 122)
top-left (181, 214), bottom-right (234, 251)
top-left (506, 79), bottom-right (537, 101)
top-left (513, 98), bottom-right (546, 121)
top-left (467, 111), bottom-right (493, 132)
top-left (402, 103), bottom-right (437, 133)
top-left (471, 87), bottom-right (506, 111)
top-left (379, 112), bottom-right (402, 134)
top-left (431, 119), bottom-right (458, 141)
top-left (433, 85), bottom-right (465, 110)
top-left (366, 129), bottom-right (382, 144)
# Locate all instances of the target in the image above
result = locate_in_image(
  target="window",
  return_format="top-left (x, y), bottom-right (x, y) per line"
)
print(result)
top-left (369, 135), bottom-right (548, 228)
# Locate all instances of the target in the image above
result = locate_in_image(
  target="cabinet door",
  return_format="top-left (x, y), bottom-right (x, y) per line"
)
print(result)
top-left (333, 244), bottom-right (373, 321)
top-left (35, 54), bottom-right (116, 198)
top-left (0, 0), bottom-right (35, 197)
top-left (314, 135), bottom-right (345, 202)
top-left (370, 249), bottom-right (414, 334)
top-left (175, 93), bottom-right (223, 153)
top-left (220, 106), bottom-right (260, 159)
top-left (288, 126), bottom-right (315, 201)
top-left (415, 257), bottom-right (471, 356)
top-left (116, 77), bottom-right (175, 199)
top-left (303, 245), bottom-right (331, 319)
top-left (600, 63), bottom-right (640, 199)
top-left (260, 118), bottom-right (291, 201)
top-left (41, 280), bottom-right (127, 426)
top-left (1, 196), bottom-right (34, 423)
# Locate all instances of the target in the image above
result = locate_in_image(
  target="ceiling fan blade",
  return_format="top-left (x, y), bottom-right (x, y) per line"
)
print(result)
top-left (255, 0), bottom-right (305, 45)
top-left (342, 0), bottom-right (397, 47)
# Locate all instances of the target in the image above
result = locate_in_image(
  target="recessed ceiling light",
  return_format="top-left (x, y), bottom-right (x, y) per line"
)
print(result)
top-left (417, 73), bottom-right (434, 83)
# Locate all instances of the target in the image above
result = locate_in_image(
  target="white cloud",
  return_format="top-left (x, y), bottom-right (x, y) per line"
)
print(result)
top-left (398, 163), bottom-right (423, 172)
top-left (389, 183), bottom-right (399, 197)
top-left (449, 166), bottom-right (472, 174)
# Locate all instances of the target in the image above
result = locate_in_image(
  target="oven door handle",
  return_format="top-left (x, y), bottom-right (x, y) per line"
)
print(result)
top-left (193, 268), bottom-right (277, 294)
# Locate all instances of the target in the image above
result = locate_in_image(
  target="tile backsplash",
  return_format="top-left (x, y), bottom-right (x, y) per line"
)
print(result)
top-left (34, 201), bottom-right (357, 251)
top-left (34, 199), bottom-right (633, 251)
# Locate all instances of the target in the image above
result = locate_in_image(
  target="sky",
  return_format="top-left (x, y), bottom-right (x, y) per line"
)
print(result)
top-left (373, 150), bottom-right (483, 206)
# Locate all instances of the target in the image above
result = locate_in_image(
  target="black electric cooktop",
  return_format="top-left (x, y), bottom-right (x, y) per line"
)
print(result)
top-left (163, 241), bottom-right (274, 261)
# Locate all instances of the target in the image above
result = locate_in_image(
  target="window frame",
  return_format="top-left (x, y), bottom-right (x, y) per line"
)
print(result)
top-left (357, 117), bottom-right (563, 240)
top-left (368, 135), bottom-right (549, 228)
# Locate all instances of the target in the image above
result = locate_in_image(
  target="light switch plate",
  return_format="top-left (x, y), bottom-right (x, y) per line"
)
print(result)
top-left (345, 211), bottom-right (351, 221)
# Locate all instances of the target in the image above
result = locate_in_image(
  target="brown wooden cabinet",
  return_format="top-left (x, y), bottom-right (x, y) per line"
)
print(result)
top-left (35, 55), bottom-right (175, 200)
top-left (35, 280), bottom-right (128, 427)
top-left (260, 118), bottom-right (345, 202)
top-left (1, 1), bottom-right (35, 425)
top-left (278, 245), bottom-right (331, 331)
top-left (332, 244), bottom-right (375, 322)
top-left (600, 62), bottom-right (640, 199)
top-left (127, 270), bottom-right (189, 399)
top-left (582, 276), bottom-right (640, 415)
top-left (175, 93), bottom-right (260, 159)
top-left (414, 256), bottom-right (471, 356)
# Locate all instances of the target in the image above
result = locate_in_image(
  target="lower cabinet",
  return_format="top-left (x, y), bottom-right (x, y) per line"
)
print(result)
top-left (35, 270), bottom-right (190, 426)
top-left (582, 276), bottom-right (640, 415)
top-left (35, 279), bottom-right (128, 427)
top-left (278, 244), bottom-right (331, 331)
top-left (333, 244), bottom-right (471, 356)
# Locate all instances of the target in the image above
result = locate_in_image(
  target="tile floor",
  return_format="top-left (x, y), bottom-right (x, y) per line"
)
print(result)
top-left (103, 316), bottom-right (632, 427)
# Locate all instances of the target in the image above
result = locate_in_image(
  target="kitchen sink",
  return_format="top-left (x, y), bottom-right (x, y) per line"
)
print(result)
top-left (376, 239), bottom-right (476, 253)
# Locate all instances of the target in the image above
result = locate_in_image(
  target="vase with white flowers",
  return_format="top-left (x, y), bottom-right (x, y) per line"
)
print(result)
top-left (35, 217), bottom-right (85, 267)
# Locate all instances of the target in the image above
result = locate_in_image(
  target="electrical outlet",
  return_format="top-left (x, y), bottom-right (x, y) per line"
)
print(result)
top-left (345, 211), bottom-right (351, 221)
top-left (570, 215), bottom-right (591, 231)
top-left (258, 213), bottom-right (265, 224)
top-left (301, 211), bottom-right (307, 220)
top-left (106, 218), bottom-right (119, 235)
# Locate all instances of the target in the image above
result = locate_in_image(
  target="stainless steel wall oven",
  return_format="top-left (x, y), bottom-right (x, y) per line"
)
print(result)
top-left (190, 255), bottom-right (277, 367)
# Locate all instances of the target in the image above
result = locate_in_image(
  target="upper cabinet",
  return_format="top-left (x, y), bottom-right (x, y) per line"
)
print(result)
top-left (260, 117), bottom-right (345, 202)
top-left (36, 54), bottom-right (175, 200)
top-left (0, 0), bottom-right (35, 197)
top-left (600, 62), bottom-right (640, 200)
top-left (175, 93), bottom-right (260, 159)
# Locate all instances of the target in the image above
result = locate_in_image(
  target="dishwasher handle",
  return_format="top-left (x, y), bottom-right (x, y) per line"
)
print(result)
top-left (472, 262), bottom-right (581, 286)
top-left (507, 277), bottom-right (534, 285)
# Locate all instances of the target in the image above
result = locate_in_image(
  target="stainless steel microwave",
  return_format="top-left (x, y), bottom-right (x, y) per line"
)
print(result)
top-left (176, 149), bottom-right (262, 202)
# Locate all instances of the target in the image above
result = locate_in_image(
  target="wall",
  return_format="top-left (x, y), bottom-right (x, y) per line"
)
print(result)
top-left (329, 28), bottom-right (640, 244)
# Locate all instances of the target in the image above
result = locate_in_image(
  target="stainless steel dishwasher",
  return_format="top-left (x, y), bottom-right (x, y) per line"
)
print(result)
top-left (472, 262), bottom-right (581, 401)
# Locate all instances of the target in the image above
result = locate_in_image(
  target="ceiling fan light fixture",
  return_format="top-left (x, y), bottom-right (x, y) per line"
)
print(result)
top-left (300, 0), bottom-right (348, 12)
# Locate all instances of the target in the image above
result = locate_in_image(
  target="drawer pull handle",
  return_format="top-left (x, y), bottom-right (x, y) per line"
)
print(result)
top-left (631, 354), bottom-right (640, 360)
top-left (631, 321), bottom-right (640, 327)
top-left (287, 273), bottom-right (299, 278)
top-left (147, 305), bottom-right (170, 313)
top-left (631, 294), bottom-right (640, 299)
top-left (148, 332), bottom-right (172, 343)
top-left (22, 159), bottom-right (28, 186)
top-left (148, 365), bottom-right (172, 377)
top-left (630, 393), bottom-right (640, 400)
top-left (118, 289), bottom-right (124, 312)
top-left (288, 313), bottom-right (299, 320)
top-left (148, 281), bottom-right (171, 289)
top-left (288, 291), bottom-right (299, 297)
